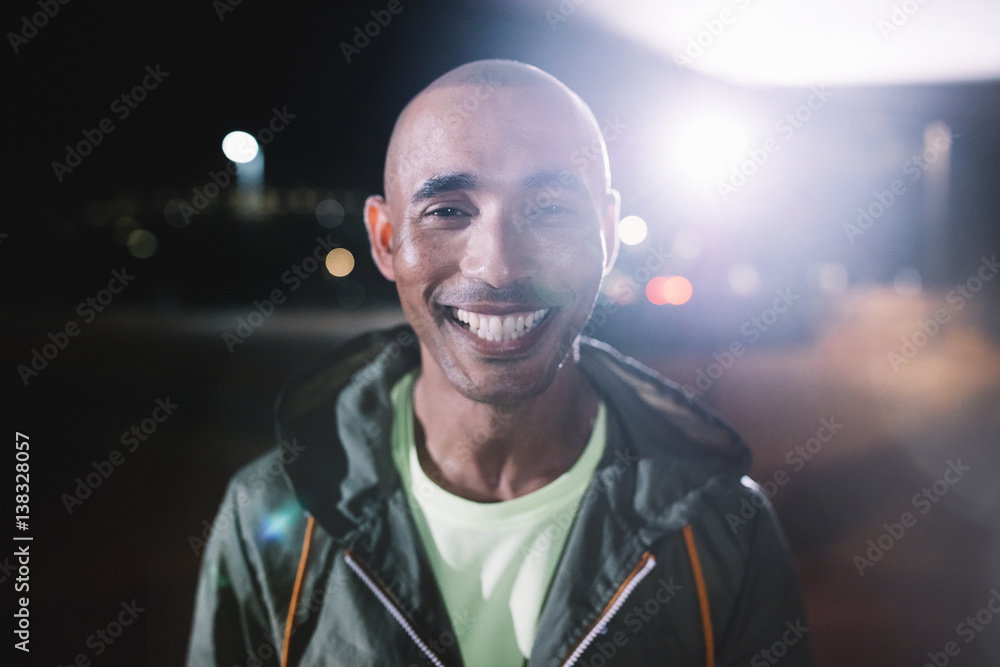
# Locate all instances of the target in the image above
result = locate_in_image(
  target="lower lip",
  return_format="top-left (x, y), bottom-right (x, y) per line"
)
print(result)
top-left (445, 311), bottom-right (554, 357)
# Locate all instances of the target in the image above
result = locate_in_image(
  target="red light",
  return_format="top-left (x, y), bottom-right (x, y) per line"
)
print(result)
top-left (646, 276), bottom-right (670, 305)
top-left (646, 276), bottom-right (693, 306)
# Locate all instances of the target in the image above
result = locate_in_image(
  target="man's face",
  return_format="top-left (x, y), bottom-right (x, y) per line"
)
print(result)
top-left (370, 84), bottom-right (618, 405)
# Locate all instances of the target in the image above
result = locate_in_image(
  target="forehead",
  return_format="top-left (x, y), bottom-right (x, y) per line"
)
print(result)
top-left (388, 85), bottom-right (605, 201)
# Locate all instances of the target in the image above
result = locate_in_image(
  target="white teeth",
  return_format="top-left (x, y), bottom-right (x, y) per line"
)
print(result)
top-left (451, 307), bottom-right (550, 342)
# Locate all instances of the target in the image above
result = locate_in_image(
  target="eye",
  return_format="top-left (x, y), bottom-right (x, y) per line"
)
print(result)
top-left (527, 203), bottom-right (578, 223)
top-left (426, 206), bottom-right (469, 218)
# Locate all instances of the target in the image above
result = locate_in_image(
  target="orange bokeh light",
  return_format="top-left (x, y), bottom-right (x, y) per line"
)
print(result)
top-left (646, 275), bottom-right (693, 306)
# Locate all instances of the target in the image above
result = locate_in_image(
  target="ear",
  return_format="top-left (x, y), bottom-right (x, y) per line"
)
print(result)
top-left (364, 194), bottom-right (396, 282)
top-left (600, 189), bottom-right (621, 277)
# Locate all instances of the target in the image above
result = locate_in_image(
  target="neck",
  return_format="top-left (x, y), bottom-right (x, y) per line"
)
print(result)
top-left (411, 352), bottom-right (599, 503)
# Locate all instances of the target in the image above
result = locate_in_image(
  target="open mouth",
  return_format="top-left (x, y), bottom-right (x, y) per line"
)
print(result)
top-left (450, 307), bottom-right (551, 342)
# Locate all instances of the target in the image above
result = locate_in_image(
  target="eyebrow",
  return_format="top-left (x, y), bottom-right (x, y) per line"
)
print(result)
top-left (409, 169), bottom-right (591, 205)
top-left (410, 172), bottom-right (481, 204)
top-left (522, 170), bottom-right (589, 195)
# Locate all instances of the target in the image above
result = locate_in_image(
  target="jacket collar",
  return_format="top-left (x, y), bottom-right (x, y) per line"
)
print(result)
top-left (276, 325), bottom-right (751, 541)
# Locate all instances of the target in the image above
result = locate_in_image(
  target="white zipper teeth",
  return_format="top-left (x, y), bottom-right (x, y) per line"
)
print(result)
top-left (344, 552), bottom-right (447, 667)
top-left (561, 555), bottom-right (658, 667)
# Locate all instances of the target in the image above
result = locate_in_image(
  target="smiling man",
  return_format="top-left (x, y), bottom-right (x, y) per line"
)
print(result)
top-left (188, 60), bottom-right (812, 666)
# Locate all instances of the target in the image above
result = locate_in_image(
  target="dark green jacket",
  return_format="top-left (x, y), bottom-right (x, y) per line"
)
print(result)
top-left (187, 326), bottom-right (812, 666)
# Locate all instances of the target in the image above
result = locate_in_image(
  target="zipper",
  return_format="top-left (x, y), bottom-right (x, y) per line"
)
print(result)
top-left (559, 552), bottom-right (658, 667)
top-left (344, 548), bottom-right (447, 667)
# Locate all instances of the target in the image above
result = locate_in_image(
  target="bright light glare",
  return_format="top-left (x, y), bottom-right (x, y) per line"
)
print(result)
top-left (222, 131), bottom-right (259, 163)
top-left (581, 1), bottom-right (1000, 86)
top-left (618, 215), bottom-right (648, 245)
top-left (675, 117), bottom-right (747, 181)
top-left (646, 276), bottom-right (693, 306)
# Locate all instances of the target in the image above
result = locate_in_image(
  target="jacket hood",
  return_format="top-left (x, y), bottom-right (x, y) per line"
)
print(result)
top-left (275, 325), bottom-right (752, 540)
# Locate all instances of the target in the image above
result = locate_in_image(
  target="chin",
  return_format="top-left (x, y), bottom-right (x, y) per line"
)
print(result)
top-left (440, 342), bottom-right (574, 407)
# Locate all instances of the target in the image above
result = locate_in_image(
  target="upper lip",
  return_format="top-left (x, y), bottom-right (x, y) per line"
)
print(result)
top-left (442, 303), bottom-right (552, 316)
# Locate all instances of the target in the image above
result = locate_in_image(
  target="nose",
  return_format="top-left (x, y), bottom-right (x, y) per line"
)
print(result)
top-left (459, 205), bottom-right (539, 288)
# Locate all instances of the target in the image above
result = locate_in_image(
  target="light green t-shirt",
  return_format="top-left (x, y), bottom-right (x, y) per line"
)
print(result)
top-left (390, 371), bottom-right (606, 667)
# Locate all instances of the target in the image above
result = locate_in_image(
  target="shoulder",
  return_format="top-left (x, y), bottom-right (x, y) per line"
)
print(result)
top-left (273, 324), bottom-right (419, 437)
top-left (216, 446), bottom-right (304, 535)
top-left (579, 337), bottom-right (752, 472)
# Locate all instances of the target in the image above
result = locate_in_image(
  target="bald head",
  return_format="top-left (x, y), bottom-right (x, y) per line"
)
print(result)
top-left (383, 60), bottom-right (612, 205)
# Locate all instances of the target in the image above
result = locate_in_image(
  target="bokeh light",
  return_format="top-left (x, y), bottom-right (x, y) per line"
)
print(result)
top-left (618, 215), bottom-right (648, 245)
top-left (325, 248), bottom-right (355, 277)
top-left (816, 262), bottom-right (849, 294)
top-left (221, 131), bottom-right (259, 163)
top-left (126, 229), bottom-right (158, 258)
top-left (728, 263), bottom-right (760, 296)
top-left (646, 275), bottom-right (693, 306)
top-left (316, 199), bottom-right (345, 228)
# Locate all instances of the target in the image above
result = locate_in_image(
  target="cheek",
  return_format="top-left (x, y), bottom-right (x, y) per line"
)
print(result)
top-left (392, 228), bottom-right (459, 303)
top-left (394, 226), bottom-right (438, 273)
top-left (535, 231), bottom-right (606, 283)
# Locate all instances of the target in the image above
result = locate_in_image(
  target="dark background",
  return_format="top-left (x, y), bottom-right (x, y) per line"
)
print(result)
top-left (5, 0), bottom-right (1000, 664)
